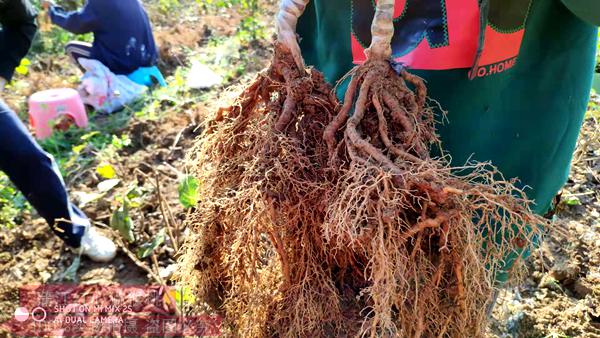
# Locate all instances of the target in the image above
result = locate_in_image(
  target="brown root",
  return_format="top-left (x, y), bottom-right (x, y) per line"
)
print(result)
top-left (178, 43), bottom-right (345, 337)
top-left (322, 59), bottom-right (545, 337)
top-left (180, 44), bottom-right (546, 337)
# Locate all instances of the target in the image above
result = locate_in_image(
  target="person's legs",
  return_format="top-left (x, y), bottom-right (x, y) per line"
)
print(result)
top-left (0, 99), bottom-right (87, 247)
top-left (65, 41), bottom-right (93, 72)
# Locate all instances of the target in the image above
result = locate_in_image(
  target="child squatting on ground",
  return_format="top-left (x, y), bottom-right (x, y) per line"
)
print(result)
top-left (42, 0), bottom-right (158, 76)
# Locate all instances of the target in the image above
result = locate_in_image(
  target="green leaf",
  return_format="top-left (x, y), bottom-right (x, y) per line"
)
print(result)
top-left (72, 144), bottom-right (86, 154)
top-left (178, 175), bottom-right (199, 208)
top-left (96, 163), bottom-right (116, 179)
top-left (14, 58), bottom-right (30, 76)
top-left (126, 186), bottom-right (143, 199)
top-left (174, 69), bottom-right (185, 88)
top-left (15, 65), bottom-right (28, 76)
top-left (173, 285), bottom-right (196, 306)
top-left (110, 203), bottom-right (135, 242)
top-left (136, 229), bottom-right (166, 259)
top-left (97, 178), bottom-right (120, 192)
top-left (564, 196), bottom-right (581, 206)
top-left (111, 134), bottom-right (132, 150)
top-left (125, 186), bottom-right (144, 208)
top-left (80, 131), bottom-right (100, 141)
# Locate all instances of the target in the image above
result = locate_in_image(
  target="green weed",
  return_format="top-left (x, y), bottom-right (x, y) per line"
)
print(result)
top-left (0, 173), bottom-right (30, 228)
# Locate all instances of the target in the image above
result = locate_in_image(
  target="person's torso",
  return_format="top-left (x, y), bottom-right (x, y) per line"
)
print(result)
top-left (90, 0), bottom-right (157, 74)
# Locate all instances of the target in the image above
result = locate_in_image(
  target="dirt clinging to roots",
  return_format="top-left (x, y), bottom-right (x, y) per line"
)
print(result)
top-left (179, 44), bottom-right (547, 337)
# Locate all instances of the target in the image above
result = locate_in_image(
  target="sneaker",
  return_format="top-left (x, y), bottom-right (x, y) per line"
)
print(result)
top-left (80, 227), bottom-right (117, 262)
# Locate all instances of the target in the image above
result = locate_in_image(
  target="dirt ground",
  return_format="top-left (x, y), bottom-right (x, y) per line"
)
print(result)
top-left (0, 97), bottom-right (200, 321)
top-left (0, 2), bottom-right (599, 337)
top-left (489, 115), bottom-right (600, 338)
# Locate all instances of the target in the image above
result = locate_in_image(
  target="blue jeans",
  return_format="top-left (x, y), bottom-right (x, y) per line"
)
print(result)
top-left (0, 99), bottom-right (87, 248)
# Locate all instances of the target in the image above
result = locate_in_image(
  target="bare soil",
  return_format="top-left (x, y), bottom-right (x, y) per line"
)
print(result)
top-left (490, 116), bottom-right (600, 338)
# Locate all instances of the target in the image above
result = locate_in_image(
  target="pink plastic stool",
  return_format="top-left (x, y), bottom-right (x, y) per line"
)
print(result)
top-left (28, 88), bottom-right (88, 139)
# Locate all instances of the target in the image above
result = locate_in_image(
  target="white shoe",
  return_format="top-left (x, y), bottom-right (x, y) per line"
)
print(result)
top-left (80, 227), bottom-right (117, 262)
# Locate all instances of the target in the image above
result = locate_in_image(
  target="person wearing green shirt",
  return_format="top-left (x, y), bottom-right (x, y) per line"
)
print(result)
top-left (291, 0), bottom-right (599, 282)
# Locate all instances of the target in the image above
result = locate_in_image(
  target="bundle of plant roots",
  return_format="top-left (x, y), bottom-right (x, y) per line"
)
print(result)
top-left (180, 0), bottom-right (545, 337)
top-left (178, 17), bottom-right (342, 336)
top-left (322, 57), bottom-right (538, 335)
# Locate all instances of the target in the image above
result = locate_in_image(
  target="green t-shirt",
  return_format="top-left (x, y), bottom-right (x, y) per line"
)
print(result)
top-left (297, 0), bottom-right (599, 216)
